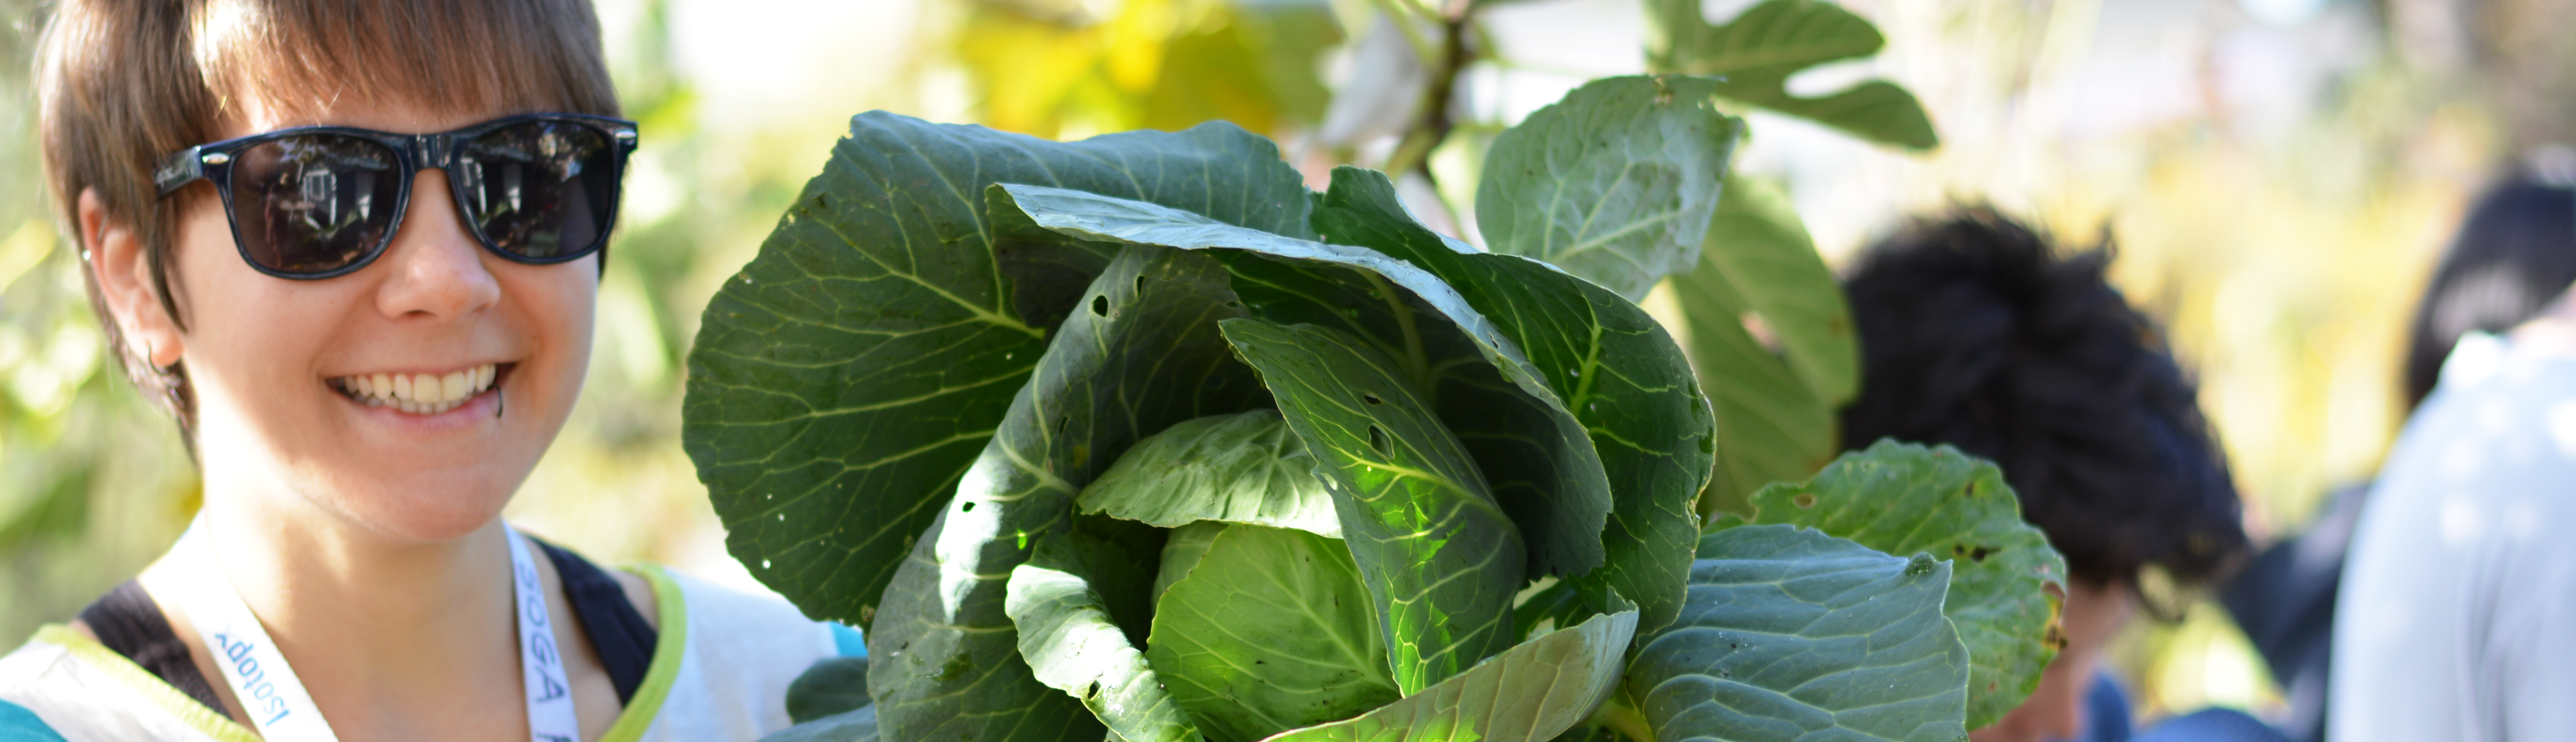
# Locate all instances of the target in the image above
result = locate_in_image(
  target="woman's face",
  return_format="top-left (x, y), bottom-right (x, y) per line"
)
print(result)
top-left (158, 97), bottom-right (597, 542)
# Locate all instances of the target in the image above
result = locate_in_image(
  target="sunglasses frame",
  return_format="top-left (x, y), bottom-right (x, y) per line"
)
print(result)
top-left (152, 112), bottom-right (639, 280)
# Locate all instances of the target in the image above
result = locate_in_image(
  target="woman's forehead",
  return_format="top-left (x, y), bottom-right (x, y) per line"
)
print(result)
top-left (219, 92), bottom-right (526, 141)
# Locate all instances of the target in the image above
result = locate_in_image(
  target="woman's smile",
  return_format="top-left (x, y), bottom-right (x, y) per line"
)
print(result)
top-left (331, 362), bottom-right (508, 415)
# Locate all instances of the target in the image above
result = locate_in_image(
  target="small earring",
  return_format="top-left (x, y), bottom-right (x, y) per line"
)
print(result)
top-left (142, 341), bottom-right (175, 378)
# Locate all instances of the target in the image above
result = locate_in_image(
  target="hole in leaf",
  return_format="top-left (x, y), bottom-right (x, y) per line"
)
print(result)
top-left (1368, 425), bottom-right (1392, 457)
top-left (1135, 275), bottom-right (1148, 294)
top-left (1362, 393), bottom-right (1383, 406)
top-left (1091, 295), bottom-right (1109, 317)
top-left (962, 502), bottom-right (975, 512)
top-left (1085, 681), bottom-right (1101, 700)
top-left (1792, 493), bottom-right (1818, 509)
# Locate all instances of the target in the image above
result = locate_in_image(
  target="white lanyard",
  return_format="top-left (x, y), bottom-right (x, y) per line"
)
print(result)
top-left (167, 521), bottom-right (583, 742)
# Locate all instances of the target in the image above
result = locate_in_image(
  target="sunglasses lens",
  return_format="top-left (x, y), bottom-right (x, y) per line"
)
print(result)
top-left (456, 121), bottom-right (619, 260)
top-left (229, 135), bottom-right (404, 275)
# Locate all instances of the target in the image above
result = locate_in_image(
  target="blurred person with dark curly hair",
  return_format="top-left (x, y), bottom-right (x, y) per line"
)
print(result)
top-left (1840, 209), bottom-right (2263, 742)
top-left (2330, 173), bottom-right (2576, 742)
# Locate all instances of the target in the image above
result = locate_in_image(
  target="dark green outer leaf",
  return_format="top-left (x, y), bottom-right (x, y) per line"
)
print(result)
top-left (759, 704), bottom-right (881, 742)
top-left (1264, 608), bottom-right (1640, 742)
top-left (1475, 75), bottom-right (1741, 302)
top-left (997, 183), bottom-right (1612, 582)
top-left (1008, 532), bottom-right (1200, 742)
top-left (1669, 236), bottom-right (1833, 520)
top-left (1645, 0), bottom-right (1938, 149)
top-left (1312, 168), bottom-right (1711, 633)
top-left (867, 245), bottom-right (1269, 742)
top-left (1078, 409), bottom-right (1342, 538)
top-left (787, 657), bottom-right (873, 724)
top-left (1631, 524), bottom-right (1968, 742)
top-left (1218, 318), bottom-right (1526, 694)
top-left (1696, 173), bottom-right (1856, 406)
top-left (686, 112), bottom-right (1313, 631)
top-left (1148, 523), bottom-right (1398, 742)
top-left (1715, 441), bottom-right (2067, 730)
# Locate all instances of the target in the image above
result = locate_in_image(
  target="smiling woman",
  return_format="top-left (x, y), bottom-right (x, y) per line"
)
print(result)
top-left (0, 1), bottom-right (860, 741)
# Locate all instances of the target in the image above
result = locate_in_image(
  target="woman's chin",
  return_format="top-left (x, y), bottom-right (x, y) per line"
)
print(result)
top-left (314, 479), bottom-right (522, 545)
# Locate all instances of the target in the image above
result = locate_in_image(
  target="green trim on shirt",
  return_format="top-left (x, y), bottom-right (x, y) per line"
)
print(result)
top-left (598, 565), bottom-right (688, 742)
top-left (31, 625), bottom-right (261, 742)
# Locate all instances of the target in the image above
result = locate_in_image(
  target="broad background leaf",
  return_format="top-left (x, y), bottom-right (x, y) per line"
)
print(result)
top-left (1313, 169), bottom-right (1712, 633)
top-left (1476, 75), bottom-right (1741, 301)
top-left (1078, 409), bottom-right (1341, 537)
top-left (1712, 442), bottom-right (2068, 730)
top-left (999, 183), bottom-right (1614, 582)
top-left (1631, 525), bottom-right (1968, 742)
top-left (1695, 173), bottom-right (1856, 406)
top-left (1148, 523), bottom-right (1398, 742)
top-left (867, 245), bottom-right (1268, 742)
top-left (1007, 531), bottom-right (1200, 742)
top-left (686, 113), bottom-right (1312, 631)
top-left (1643, 0), bottom-right (1938, 149)
top-left (1672, 254), bottom-right (1832, 519)
top-left (1668, 176), bottom-right (1849, 518)
top-left (1220, 318), bottom-right (1527, 694)
top-left (1265, 608), bottom-right (1640, 742)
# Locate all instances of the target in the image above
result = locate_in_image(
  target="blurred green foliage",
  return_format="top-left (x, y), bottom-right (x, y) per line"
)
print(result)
top-left (0, 0), bottom-right (202, 642)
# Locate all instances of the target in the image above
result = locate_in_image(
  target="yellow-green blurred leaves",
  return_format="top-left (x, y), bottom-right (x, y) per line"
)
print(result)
top-left (0, 224), bottom-right (97, 425)
top-left (0, 221), bottom-right (53, 294)
top-left (955, 0), bottom-right (1340, 139)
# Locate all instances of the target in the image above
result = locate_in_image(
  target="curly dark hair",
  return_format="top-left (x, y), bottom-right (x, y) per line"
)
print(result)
top-left (1838, 208), bottom-right (2248, 588)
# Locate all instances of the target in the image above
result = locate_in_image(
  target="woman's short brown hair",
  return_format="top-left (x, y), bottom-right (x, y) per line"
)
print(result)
top-left (34, 0), bottom-right (621, 448)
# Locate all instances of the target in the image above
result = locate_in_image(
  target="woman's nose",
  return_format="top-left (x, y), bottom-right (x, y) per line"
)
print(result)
top-left (373, 168), bottom-right (501, 321)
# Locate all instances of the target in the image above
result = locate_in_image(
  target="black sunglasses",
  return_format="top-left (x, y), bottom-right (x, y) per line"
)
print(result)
top-left (153, 112), bottom-right (638, 279)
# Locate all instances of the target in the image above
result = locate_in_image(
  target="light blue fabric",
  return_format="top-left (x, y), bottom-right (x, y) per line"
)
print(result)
top-left (0, 699), bottom-right (67, 742)
top-left (829, 622), bottom-right (866, 658)
top-left (2336, 335), bottom-right (2576, 742)
top-left (2132, 709), bottom-right (2289, 742)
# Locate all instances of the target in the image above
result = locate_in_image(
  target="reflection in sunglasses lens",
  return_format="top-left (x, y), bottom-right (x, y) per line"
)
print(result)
top-left (458, 121), bottom-right (615, 260)
top-left (231, 134), bottom-right (401, 274)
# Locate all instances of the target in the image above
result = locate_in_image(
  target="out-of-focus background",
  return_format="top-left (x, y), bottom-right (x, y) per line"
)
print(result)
top-left (3, 0), bottom-right (2566, 725)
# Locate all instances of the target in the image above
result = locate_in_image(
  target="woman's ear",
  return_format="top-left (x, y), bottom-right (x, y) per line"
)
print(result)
top-left (81, 188), bottom-right (185, 368)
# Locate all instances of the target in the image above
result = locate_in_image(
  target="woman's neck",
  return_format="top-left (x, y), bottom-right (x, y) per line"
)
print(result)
top-left (220, 497), bottom-right (513, 658)
top-left (136, 488), bottom-right (536, 741)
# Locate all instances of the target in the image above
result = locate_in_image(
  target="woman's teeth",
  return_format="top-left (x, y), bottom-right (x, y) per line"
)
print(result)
top-left (337, 364), bottom-right (498, 415)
